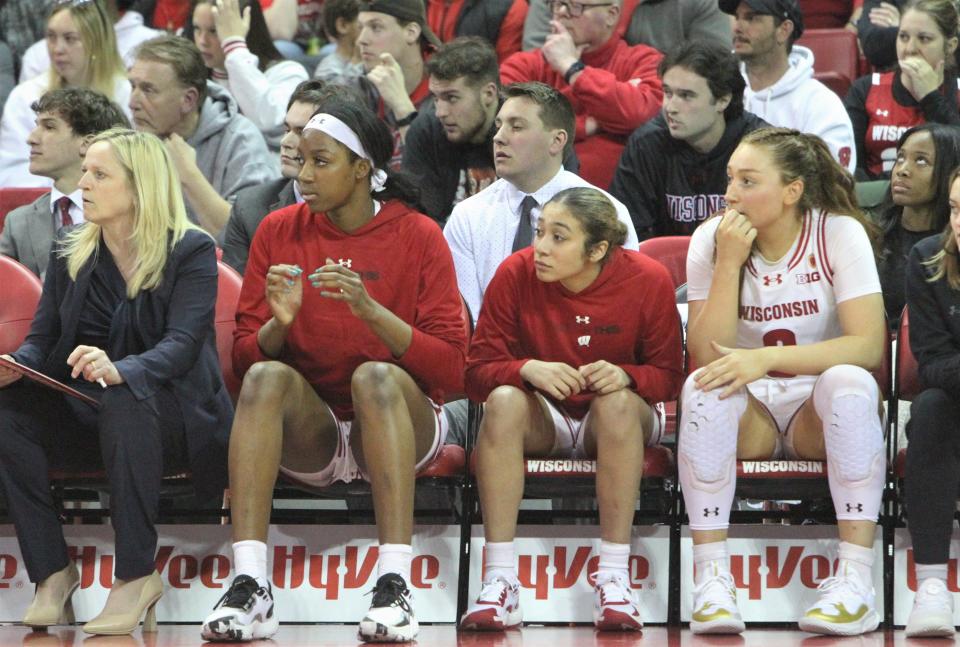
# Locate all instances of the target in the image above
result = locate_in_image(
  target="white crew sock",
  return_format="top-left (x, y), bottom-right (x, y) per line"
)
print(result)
top-left (483, 541), bottom-right (518, 584)
top-left (915, 563), bottom-right (949, 585)
top-left (378, 543), bottom-right (413, 583)
top-left (597, 541), bottom-right (630, 582)
top-left (693, 541), bottom-right (729, 586)
top-left (838, 541), bottom-right (875, 586)
top-left (233, 540), bottom-right (268, 587)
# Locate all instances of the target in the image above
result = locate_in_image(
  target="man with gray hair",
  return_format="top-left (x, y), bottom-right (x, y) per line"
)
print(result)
top-left (128, 35), bottom-right (278, 239)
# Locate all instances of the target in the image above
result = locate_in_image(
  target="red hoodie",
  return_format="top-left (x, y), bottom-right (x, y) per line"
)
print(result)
top-left (466, 247), bottom-right (684, 418)
top-left (500, 35), bottom-right (663, 189)
top-left (234, 200), bottom-right (467, 418)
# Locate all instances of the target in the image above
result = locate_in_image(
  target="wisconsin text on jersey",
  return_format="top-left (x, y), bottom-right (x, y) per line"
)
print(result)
top-left (739, 300), bottom-right (821, 322)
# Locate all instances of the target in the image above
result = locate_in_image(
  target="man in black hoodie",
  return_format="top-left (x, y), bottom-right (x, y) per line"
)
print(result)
top-left (610, 40), bottom-right (767, 239)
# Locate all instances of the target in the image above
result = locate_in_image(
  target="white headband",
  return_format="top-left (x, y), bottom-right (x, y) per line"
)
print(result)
top-left (303, 113), bottom-right (388, 192)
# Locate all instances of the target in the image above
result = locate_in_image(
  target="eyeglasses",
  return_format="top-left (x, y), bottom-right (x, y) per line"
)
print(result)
top-left (549, 0), bottom-right (616, 17)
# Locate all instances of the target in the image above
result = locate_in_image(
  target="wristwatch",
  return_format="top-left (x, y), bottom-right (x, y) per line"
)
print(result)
top-left (564, 60), bottom-right (586, 84)
top-left (395, 110), bottom-right (419, 127)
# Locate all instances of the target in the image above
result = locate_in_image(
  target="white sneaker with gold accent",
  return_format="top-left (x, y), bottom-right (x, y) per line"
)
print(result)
top-left (690, 566), bottom-right (744, 634)
top-left (798, 566), bottom-right (879, 636)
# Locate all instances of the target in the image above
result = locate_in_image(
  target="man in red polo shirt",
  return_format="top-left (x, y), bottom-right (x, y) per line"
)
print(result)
top-left (500, 0), bottom-right (662, 189)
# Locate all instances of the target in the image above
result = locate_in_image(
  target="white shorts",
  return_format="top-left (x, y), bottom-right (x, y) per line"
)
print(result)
top-left (279, 398), bottom-right (448, 488)
top-left (746, 376), bottom-right (816, 458)
top-left (543, 398), bottom-right (665, 458)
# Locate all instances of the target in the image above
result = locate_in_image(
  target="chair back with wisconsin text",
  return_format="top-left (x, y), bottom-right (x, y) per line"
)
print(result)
top-left (0, 256), bottom-right (43, 354)
top-left (216, 260), bottom-right (243, 402)
top-left (0, 188), bottom-right (49, 233)
top-left (637, 236), bottom-right (691, 289)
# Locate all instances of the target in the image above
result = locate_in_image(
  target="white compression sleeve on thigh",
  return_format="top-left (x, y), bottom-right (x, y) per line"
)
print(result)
top-left (678, 374), bottom-right (747, 530)
top-left (813, 365), bottom-right (884, 522)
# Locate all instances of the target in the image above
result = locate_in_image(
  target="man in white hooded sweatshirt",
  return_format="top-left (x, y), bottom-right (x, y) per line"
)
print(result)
top-left (721, 0), bottom-right (857, 173)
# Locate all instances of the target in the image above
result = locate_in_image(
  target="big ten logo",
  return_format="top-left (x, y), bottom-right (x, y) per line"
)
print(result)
top-left (271, 546), bottom-right (440, 600)
top-left (0, 554), bottom-right (19, 588)
top-left (906, 550), bottom-right (960, 592)
top-left (707, 546), bottom-right (842, 600)
top-left (502, 546), bottom-right (650, 600)
top-left (67, 546), bottom-right (231, 590)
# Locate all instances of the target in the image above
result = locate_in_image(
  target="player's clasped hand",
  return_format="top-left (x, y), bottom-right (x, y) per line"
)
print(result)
top-left (694, 341), bottom-right (774, 398)
top-left (309, 257), bottom-right (378, 320)
top-left (266, 264), bottom-right (303, 326)
top-left (0, 354), bottom-right (22, 388)
top-left (520, 360), bottom-right (587, 400)
top-left (579, 360), bottom-right (631, 395)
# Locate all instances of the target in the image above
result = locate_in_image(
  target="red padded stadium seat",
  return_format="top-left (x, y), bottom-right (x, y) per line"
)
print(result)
top-left (797, 29), bottom-right (859, 99)
top-left (0, 255), bottom-right (43, 354)
top-left (469, 444), bottom-right (675, 480)
top-left (417, 444), bottom-right (466, 478)
top-left (0, 188), bottom-right (49, 233)
top-left (637, 236), bottom-right (691, 289)
top-left (216, 260), bottom-right (243, 402)
top-left (895, 307), bottom-right (919, 477)
top-left (737, 459), bottom-right (827, 479)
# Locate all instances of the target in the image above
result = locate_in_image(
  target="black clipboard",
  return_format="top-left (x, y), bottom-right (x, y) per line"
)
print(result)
top-left (0, 356), bottom-right (101, 408)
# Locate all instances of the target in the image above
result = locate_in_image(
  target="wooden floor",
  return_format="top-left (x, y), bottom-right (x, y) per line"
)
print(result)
top-left (0, 625), bottom-right (950, 647)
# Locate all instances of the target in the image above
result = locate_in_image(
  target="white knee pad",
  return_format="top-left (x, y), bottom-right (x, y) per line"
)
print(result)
top-left (678, 373), bottom-right (747, 530)
top-left (813, 365), bottom-right (884, 521)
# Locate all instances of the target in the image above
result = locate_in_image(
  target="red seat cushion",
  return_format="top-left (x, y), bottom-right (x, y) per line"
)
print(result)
top-left (0, 256), bottom-right (43, 355)
top-left (469, 444), bottom-right (675, 479)
top-left (416, 443), bottom-right (466, 478)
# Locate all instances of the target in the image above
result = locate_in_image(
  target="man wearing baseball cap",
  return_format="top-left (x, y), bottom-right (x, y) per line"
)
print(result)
top-left (719, 0), bottom-right (857, 173)
top-left (355, 0), bottom-right (440, 169)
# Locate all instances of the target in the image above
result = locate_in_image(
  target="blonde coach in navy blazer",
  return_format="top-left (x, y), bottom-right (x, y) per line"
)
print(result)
top-left (0, 129), bottom-right (232, 635)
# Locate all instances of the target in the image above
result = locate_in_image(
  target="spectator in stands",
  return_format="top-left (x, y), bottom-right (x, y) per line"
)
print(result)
top-left (153, 0), bottom-right (193, 31)
top-left (501, 0), bottom-right (663, 189)
top-left (0, 0), bottom-right (131, 188)
top-left (0, 127), bottom-right (231, 636)
top-left (402, 37), bottom-right (501, 223)
top-left (200, 99), bottom-right (465, 644)
top-left (611, 41), bottom-right (768, 239)
top-left (461, 187), bottom-right (683, 632)
top-left (314, 0), bottom-right (364, 85)
top-left (0, 0), bottom-right (57, 75)
top-left (355, 0), bottom-right (441, 169)
top-left (523, 0), bottom-right (732, 54)
top-left (870, 123), bottom-right (960, 326)
top-left (679, 128), bottom-right (885, 636)
top-left (0, 88), bottom-right (129, 279)
top-left (903, 167), bottom-right (960, 639)
top-left (18, 0), bottom-right (162, 82)
top-left (222, 79), bottom-right (337, 274)
top-left (722, 0), bottom-right (858, 173)
top-left (801, 0), bottom-right (860, 30)
top-left (426, 0), bottom-right (528, 62)
top-left (260, 0), bottom-right (324, 67)
top-left (128, 35), bottom-right (279, 239)
top-left (187, 0), bottom-right (308, 152)
top-left (845, 0), bottom-right (960, 179)
top-left (0, 41), bottom-right (14, 113)
top-left (444, 82), bottom-right (638, 323)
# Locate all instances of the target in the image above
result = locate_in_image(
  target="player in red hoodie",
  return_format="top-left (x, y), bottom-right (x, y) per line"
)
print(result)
top-left (462, 187), bottom-right (684, 632)
top-left (200, 98), bottom-right (466, 644)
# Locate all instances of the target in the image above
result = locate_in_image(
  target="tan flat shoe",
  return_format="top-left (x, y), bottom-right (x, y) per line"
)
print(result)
top-left (22, 563), bottom-right (80, 628)
top-left (82, 571), bottom-right (163, 635)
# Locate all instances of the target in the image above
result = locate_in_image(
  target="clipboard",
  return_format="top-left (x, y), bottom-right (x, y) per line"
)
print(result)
top-left (0, 356), bottom-right (101, 408)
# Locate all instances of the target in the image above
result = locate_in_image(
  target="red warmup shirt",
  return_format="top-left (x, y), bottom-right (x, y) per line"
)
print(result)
top-left (500, 35), bottom-right (663, 189)
top-left (466, 247), bottom-right (684, 418)
top-left (426, 0), bottom-right (528, 62)
top-left (233, 200), bottom-right (467, 418)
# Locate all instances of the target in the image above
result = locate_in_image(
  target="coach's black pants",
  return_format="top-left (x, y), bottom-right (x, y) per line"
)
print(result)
top-left (0, 381), bottom-right (186, 583)
top-left (906, 387), bottom-right (960, 564)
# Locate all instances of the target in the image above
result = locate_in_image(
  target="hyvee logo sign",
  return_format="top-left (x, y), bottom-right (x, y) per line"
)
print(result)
top-left (0, 545), bottom-right (441, 599)
top-left (727, 546), bottom-right (838, 600)
top-left (483, 546), bottom-right (651, 600)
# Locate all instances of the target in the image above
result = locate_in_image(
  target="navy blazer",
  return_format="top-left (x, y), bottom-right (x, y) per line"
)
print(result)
top-left (11, 228), bottom-right (233, 498)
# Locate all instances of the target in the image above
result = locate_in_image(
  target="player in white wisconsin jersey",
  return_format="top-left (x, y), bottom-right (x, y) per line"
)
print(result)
top-left (678, 127), bottom-right (887, 637)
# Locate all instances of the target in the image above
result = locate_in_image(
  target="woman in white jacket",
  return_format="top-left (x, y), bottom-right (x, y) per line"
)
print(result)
top-left (189, 0), bottom-right (308, 152)
top-left (0, 0), bottom-right (131, 188)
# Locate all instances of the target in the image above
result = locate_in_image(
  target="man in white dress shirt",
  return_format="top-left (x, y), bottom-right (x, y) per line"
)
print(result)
top-left (444, 81), bottom-right (638, 324)
top-left (0, 87), bottom-right (128, 278)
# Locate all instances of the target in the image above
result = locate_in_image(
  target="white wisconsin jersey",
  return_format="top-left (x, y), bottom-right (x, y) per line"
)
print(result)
top-left (687, 210), bottom-right (881, 376)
